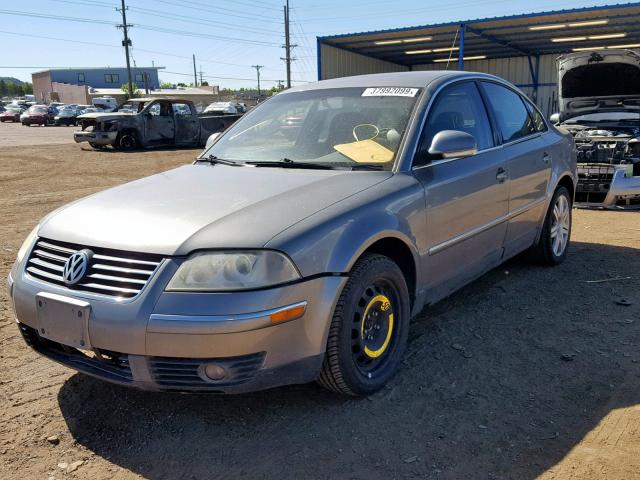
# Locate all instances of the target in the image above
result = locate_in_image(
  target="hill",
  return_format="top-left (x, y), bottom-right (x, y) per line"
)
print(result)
top-left (0, 77), bottom-right (24, 86)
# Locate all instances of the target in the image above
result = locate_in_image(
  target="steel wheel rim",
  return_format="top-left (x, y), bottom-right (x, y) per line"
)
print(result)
top-left (550, 194), bottom-right (570, 257)
top-left (350, 280), bottom-right (398, 377)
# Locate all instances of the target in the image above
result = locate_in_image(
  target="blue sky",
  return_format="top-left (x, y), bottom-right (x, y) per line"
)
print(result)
top-left (0, 0), bottom-right (618, 89)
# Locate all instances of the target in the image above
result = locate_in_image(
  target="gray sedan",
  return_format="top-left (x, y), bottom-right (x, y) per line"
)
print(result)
top-left (8, 71), bottom-right (576, 395)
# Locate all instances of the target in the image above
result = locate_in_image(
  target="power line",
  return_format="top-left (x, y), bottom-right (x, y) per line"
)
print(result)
top-left (0, 9), bottom-right (281, 46)
top-left (154, 0), bottom-right (282, 25)
top-left (162, 69), bottom-right (309, 84)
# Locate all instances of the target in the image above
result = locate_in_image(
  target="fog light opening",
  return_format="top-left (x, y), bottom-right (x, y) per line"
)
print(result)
top-left (201, 363), bottom-right (228, 381)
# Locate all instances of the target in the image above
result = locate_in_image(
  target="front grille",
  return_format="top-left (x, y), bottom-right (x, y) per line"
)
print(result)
top-left (149, 352), bottom-right (266, 390)
top-left (19, 324), bottom-right (133, 382)
top-left (576, 164), bottom-right (615, 203)
top-left (26, 237), bottom-right (163, 299)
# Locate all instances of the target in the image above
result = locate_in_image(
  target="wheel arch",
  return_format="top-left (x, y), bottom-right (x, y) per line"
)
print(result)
top-left (346, 233), bottom-right (419, 311)
top-left (557, 174), bottom-right (575, 202)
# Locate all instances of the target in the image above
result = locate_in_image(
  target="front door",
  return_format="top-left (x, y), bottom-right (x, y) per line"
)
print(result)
top-left (479, 81), bottom-right (552, 258)
top-left (145, 101), bottom-right (175, 145)
top-left (412, 81), bottom-right (509, 303)
top-left (173, 102), bottom-right (200, 146)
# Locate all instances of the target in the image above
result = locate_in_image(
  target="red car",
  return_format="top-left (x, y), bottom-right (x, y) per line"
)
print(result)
top-left (21, 105), bottom-right (56, 126)
top-left (0, 106), bottom-right (22, 122)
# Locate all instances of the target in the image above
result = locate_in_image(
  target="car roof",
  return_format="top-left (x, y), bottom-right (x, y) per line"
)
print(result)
top-left (283, 70), bottom-right (506, 94)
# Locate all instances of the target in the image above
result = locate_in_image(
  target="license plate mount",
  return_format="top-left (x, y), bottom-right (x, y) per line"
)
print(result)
top-left (36, 292), bottom-right (91, 349)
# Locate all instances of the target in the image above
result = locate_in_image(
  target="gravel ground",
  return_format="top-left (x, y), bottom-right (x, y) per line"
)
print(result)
top-left (0, 121), bottom-right (77, 147)
top-left (0, 137), bottom-right (639, 480)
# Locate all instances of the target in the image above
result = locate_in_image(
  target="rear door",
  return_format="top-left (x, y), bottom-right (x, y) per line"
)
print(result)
top-left (412, 81), bottom-right (509, 302)
top-left (479, 81), bottom-right (552, 258)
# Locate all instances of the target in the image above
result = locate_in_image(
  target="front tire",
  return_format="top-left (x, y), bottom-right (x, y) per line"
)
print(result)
top-left (117, 132), bottom-right (139, 150)
top-left (318, 254), bottom-right (410, 396)
top-left (531, 186), bottom-right (572, 265)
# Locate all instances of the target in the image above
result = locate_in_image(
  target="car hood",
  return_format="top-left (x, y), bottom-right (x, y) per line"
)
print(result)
top-left (77, 112), bottom-right (133, 121)
top-left (39, 164), bottom-right (392, 256)
top-left (557, 49), bottom-right (640, 122)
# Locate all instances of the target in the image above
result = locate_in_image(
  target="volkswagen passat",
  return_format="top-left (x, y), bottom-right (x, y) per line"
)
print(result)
top-left (8, 72), bottom-right (576, 395)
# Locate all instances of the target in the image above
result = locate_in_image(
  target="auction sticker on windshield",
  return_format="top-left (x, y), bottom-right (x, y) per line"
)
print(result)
top-left (362, 87), bottom-right (419, 97)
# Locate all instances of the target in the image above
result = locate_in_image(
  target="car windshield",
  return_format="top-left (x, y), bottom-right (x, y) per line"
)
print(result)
top-left (28, 106), bottom-right (47, 113)
top-left (204, 87), bottom-right (421, 170)
top-left (117, 100), bottom-right (146, 112)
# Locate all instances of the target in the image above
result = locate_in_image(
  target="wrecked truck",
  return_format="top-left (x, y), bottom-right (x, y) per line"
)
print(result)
top-left (555, 50), bottom-right (640, 208)
top-left (74, 98), bottom-right (241, 150)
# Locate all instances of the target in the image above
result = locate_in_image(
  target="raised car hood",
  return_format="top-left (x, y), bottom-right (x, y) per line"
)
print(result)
top-left (38, 164), bottom-right (391, 256)
top-left (557, 49), bottom-right (640, 122)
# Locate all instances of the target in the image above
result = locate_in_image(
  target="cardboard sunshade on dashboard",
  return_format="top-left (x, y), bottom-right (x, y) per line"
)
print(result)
top-left (333, 140), bottom-right (394, 164)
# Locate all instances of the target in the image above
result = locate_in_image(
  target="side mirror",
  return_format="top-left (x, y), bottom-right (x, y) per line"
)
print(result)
top-left (428, 130), bottom-right (477, 159)
top-left (549, 113), bottom-right (560, 124)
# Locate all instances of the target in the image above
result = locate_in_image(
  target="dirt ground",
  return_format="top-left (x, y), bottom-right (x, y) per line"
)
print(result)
top-left (0, 127), bottom-right (639, 480)
top-left (0, 121), bottom-right (78, 147)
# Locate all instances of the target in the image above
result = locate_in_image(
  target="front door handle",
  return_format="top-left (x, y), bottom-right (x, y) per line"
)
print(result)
top-left (542, 152), bottom-right (551, 164)
top-left (496, 168), bottom-right (508, 183)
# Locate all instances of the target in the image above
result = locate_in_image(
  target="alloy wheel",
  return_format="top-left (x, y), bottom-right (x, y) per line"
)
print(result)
top-left (550, 193), bottom-right (570, 257)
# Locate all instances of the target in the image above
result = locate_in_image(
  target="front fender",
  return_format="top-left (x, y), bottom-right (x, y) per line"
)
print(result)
top-left (266, 174), bottom-right (426, 279)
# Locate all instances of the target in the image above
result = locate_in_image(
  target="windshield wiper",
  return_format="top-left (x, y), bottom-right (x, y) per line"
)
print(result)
top-left (197, 154), bottom-right (241, 166)
top-left (350, 164), bottom-right (385, 171)
top-left (246, 158), bottom-right (335, 170)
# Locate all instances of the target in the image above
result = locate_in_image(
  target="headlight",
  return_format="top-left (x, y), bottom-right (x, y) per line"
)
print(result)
top-left (166, 251), bottom-right (301, 291)
top-left (16, 226), bottom-right (38, 264)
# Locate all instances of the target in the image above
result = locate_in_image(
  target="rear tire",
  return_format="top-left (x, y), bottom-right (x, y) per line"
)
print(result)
top-left (530, 186), bottom-right (572, 265)
top-left (317, 253), bottom-right (410, 396)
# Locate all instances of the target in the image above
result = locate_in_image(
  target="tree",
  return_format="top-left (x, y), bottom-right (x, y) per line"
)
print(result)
top-left (201, 81), bottom-right (209, 86)
top-left (0, 80), bottom-right (7, 97)
top-left (160, 81), bottom-right (174, 88)
top-left (120, 83), bottom-right (141, 98)
top-left (23, 82), bottom-right (33, 94)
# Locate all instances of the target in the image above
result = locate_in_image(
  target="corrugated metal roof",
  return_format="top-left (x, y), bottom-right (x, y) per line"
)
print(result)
top-left (318, 2), bottom-right (640, 65)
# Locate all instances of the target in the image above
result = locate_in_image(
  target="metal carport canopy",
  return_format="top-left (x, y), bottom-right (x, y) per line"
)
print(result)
top-left (317, 2), bottom-right (640, 74)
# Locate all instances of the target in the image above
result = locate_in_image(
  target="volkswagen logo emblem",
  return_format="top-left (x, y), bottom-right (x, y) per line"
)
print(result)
top-left (63, 249), bottom-right (92, 285)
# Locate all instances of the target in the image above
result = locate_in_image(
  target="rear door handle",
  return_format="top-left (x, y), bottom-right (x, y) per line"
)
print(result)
top-left (496, 168), bottom-right (508, 183)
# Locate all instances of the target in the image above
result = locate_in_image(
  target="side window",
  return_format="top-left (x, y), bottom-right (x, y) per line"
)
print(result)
top-left (172, 103), bottom-right (193, 116)
top-left (481, 82), bottom-right (537, 142)
top-left (415, 82), bottom-right (493, 167)
top-left (524, 100), bottom-right (547, 133)
top-left (148, 104), bottom-right (161, 116)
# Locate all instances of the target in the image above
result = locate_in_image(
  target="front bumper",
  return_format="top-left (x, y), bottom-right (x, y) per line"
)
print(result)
top-left (73, 130), bottom-right (118, 146)
top-left (10, 260), bottom-right (346, 393)
top-left (575, 164), bottom-right (640, 209)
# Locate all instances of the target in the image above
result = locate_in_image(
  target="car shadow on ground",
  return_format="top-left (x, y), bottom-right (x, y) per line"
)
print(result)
top-left (57, 240), bottom-right (640, 479)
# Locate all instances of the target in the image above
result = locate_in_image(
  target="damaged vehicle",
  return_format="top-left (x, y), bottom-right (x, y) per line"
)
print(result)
top-left (74, 98), bottom-right (241, 150)
top-left (555, 49), bottom-right (640, 208)
top-left (9, 72), bottom-right (575, 395)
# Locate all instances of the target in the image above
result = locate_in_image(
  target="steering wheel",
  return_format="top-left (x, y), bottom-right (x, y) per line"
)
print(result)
top-left (353, 123), bottom-right (380, 142)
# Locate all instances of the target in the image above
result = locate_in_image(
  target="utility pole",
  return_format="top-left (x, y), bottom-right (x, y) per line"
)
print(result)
top-left (192, 54), bottom-right (198, 87)
top-left (252, 65), bottom-right (263, 98)
top-left (199, 65), bottom-right (203, 86)
top-left (282, 1), bottom-right (296, 89)
top-left (116, 0), bottom-right (134, 98)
